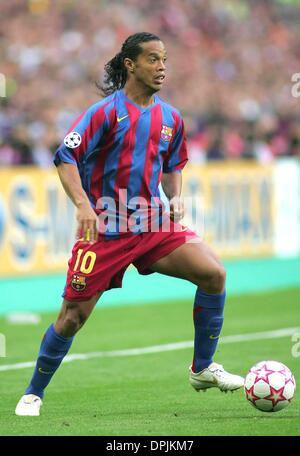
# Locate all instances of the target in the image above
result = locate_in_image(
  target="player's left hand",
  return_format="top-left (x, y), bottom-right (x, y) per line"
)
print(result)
top-left (169, 196), bottom-right (184, 222)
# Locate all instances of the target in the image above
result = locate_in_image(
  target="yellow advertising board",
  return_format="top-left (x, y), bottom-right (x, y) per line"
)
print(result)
top-left (0, 168), bottom-right (76, 277)
top-left (182, 162), bottom-right (274, 257)
top-left (0, 163), bottom-right (274, 276)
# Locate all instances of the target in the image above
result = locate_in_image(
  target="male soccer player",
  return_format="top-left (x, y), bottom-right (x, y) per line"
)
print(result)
top-left (16, 32), bottom-right (244, 416)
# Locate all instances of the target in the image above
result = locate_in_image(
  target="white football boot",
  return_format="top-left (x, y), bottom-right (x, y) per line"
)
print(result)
top-left (190, 362), bottom-right (244, 393)
top-left (15, 394), bottom-right (42, 416)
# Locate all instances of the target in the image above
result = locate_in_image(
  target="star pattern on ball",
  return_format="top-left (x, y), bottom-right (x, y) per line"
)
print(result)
top-left (278, 369), bottom-right (295, 385)
top-left (278, 368), bottom-right (291, 378)
top-left (284, 375), bottom-right (295, 386)
top-left (264, 385), bottom-right (286, 407)
top-left (252, 364), bottom-right (274, 383)
top-left (245, 385), bottom-right (260, 404)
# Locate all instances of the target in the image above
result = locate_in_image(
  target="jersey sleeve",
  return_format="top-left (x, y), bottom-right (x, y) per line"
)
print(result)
top-left (163, 112), bottom-right (188, 173)
top-left (53, 103), bottom-right (109, 167)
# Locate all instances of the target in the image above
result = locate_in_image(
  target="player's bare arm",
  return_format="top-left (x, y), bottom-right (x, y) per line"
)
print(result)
top-left (56, 162), bottom-right (98, 243)
top-left (161, 171), bottom-right (184, 221)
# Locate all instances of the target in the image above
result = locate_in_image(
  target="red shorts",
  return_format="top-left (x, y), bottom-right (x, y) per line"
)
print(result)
top-left (63, 222), bottom-right (198, 301)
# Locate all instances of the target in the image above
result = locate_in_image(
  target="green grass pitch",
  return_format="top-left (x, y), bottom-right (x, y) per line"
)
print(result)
top-left (0, 288), bottom-right (299, 436)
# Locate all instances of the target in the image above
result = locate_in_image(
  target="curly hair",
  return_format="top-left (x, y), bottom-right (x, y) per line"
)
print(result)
top-left (99, 32), bottom-right (161, 96)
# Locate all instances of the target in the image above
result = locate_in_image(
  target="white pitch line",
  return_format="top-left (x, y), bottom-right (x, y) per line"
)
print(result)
top-left (0, 327), bottom-right (299, 372)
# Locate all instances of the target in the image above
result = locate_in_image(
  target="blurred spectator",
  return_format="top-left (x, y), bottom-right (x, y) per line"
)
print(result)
top-left (0, 0), bottom-right (300, 165)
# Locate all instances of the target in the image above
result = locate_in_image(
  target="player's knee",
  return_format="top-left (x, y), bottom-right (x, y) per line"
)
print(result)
top-left (197, 264), bottom-right (226, 294)
top-left (63, 309), bottom-right (88, 336)
top-left (209, 265), bottom-right (226, 293)
top-left (62, 314), bottom-right (80, 335)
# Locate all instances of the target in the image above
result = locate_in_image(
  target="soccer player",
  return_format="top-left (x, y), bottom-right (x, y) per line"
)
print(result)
top-left (15, 32), bottom-right (244, 416)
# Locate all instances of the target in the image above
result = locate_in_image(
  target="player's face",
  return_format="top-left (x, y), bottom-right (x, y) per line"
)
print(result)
top-left (132, 41), bottom-right (167, 92)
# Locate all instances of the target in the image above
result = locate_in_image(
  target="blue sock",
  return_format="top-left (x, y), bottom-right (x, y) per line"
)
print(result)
top-left (25, 323), bottom-right (74, 399)
top-left (192, 288), bottom-right (226, 373)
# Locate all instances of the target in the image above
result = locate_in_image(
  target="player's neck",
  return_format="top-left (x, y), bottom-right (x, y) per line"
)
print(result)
top-left (123, 82), bottom-right (156, 108)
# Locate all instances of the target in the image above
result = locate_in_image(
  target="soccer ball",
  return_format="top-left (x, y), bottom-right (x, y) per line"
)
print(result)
top-left (244, 360), bottom-right (296, 412)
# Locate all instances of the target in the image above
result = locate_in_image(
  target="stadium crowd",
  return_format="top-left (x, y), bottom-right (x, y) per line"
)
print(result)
top-left (0, 0), bottom-right (300, 166)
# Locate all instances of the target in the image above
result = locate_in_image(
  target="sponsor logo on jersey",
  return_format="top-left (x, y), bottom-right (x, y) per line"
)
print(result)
top-left (117, 115), bottom-right (129, 122)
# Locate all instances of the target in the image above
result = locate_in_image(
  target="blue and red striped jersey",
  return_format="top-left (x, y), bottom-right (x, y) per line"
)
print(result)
top-left (54, 89), bottom-right (188, 236)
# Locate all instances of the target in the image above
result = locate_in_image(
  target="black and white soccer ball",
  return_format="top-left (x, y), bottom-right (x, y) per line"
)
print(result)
top-left (64, 131), bottom-right (82, 148)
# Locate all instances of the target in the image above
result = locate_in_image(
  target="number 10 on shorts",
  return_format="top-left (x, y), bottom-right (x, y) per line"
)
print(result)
top-left (74, 249), bottom-right (96, 274)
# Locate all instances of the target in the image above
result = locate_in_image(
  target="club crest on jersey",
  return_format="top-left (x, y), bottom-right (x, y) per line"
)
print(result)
top-left (161, 125), bottom-right (173, 142)
top-left (64, 131), bottom-right (82, 149)
top-left (71, 274), bottom-right (86, 291)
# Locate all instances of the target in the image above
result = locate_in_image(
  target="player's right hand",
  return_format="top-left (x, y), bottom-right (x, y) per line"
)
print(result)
top-left (76, 203), bottom-right (98, 243)
top-left (169, 196), bottom-right (184, 222)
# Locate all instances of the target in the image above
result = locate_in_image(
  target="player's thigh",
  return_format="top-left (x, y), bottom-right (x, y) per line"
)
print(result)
top-left (149, 239), bottom-right (224, 284)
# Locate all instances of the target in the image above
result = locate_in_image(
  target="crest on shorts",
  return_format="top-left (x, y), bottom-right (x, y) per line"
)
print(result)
top-left (64, 131), bottom-right (82, 149)
top-left (71, 274), bottom-right (86, 291)
top-left (161, 125), bottom-right (173, 142)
